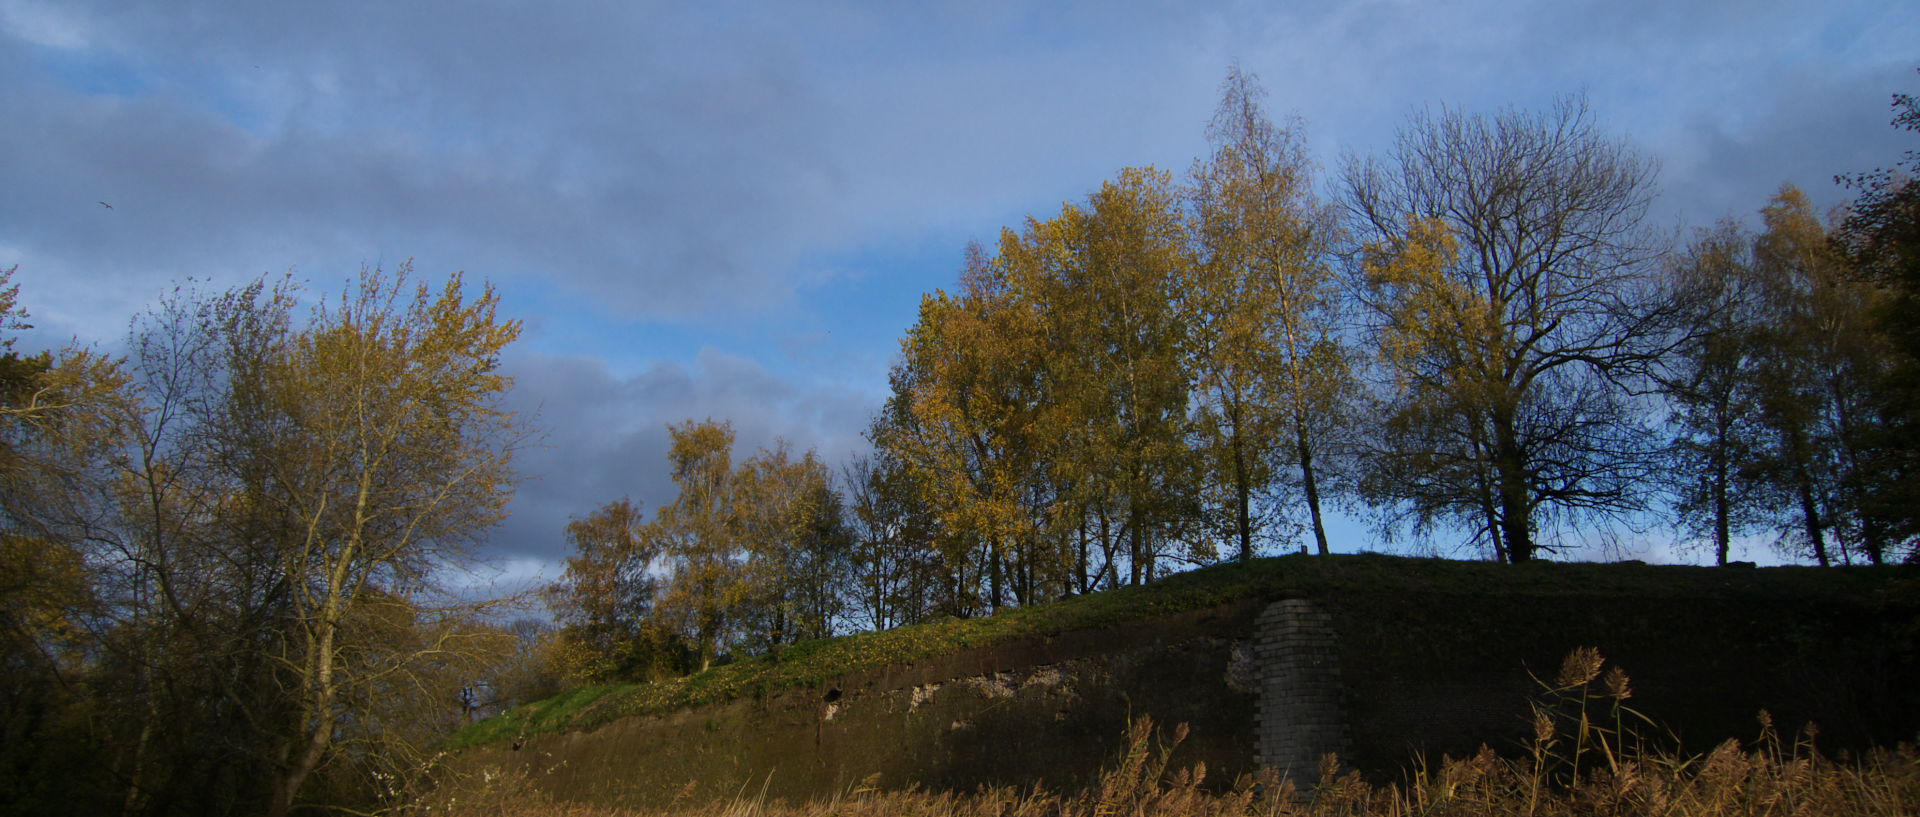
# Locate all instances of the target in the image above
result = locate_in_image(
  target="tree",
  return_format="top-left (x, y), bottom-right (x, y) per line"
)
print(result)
top-left (0, 265), bottom-right (132, 544)
top-left (0, 532), bottom-right (108, 816)
top-left (873, 248), bottom-right (1056, 613)
top-left (0, 267), bottom-right (136, 816)
top-left (1188, 67), bottom-right (1351, 560)
top-left (1835, 76), bottom-right (1920, 304)
top-left (1008, 168), bottom-right (1204, 583)
top-left (1833, 76), bottom-right (1920, 558)
top-left (545, 498), bottom-right (688, 682)
top-left (484, 617), bottom-right (564, 711)
top-left (230, 266), bottom-right (523, 817)
top-left (840, 452), bottom-right (940, 630)
top-left (652, 419), bottom-right (745, 668)
top-left (1344, 98), bottom-right (1674, 562)
top-left (91, 266), bottom-right (524, 817)
top-left (732, 442), bottom-right (850, 649)
top-left (1744, 187), bottom-right (1895, 564)
top-left (645, 419), bottom-right (852, 662)
top-left (1660, 222), bottom-right (1769, 565)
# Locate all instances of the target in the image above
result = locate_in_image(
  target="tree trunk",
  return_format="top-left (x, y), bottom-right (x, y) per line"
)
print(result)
top-left (1296, 419), bottom-right (1329, 556)
top-left (987, 536), bottom-right (1004, 612)
top-left (1712, 407), bottom-right (1733, 566)
top-left (1795, 467), bottom-right (1831, 567)
top-left (1494, 421), bottom-right (1534, 563)
top-left (1014, 538), bottom-right (1031, 606)
top-left (1862, 518), bottom-right (1886, 565)
top-left (1076, 519), bottom-right (1092, 593)
top-left (1712, 477), bottom-right (1732, 566)
top-left (1480, 477), bottom-right (1507, 563)
top-left (1127, 508), bottom-right (1143, 586)
top-left (1097, 511), bottom-right (1117, 590)
top-left (268, 620), bottom-right (337, 817)
top-left (119, 695), bottom-right (155, 817)
top-left (1234, 434), bottom-right (1252, 563)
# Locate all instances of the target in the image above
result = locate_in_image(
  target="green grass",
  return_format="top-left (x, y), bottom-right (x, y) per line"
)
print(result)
top-left (442, 553), bottom-right (1913, 751)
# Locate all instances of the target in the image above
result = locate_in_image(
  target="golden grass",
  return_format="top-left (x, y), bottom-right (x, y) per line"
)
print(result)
top-left (420, 650), bottom-right (1920, 817)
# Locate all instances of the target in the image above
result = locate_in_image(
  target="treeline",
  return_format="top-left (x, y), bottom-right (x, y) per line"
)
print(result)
top-left (542, 420), bottom-right (850, 680)
top-left (548, 71), bottom-right (1920, 682)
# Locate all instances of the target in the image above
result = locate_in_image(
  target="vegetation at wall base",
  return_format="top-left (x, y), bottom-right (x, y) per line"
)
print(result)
top-left (424, 741), bottom-right (1920, 816)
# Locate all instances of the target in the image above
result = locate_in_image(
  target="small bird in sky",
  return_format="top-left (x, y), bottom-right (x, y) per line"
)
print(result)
top-left (99, 201), bottom-right (112, 209)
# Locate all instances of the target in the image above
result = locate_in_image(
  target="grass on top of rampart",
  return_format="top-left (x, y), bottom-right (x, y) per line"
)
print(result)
top-left (443, 553), bottom-right (1910, 751)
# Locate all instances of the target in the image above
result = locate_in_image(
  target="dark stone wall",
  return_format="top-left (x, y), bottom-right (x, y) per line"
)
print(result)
top-left (446, 566), bottom-right (1920, 808)
top-left (454, 603), bottom-right (1264, 809)
top-left (1320, 588), bottom-right (1920, 771)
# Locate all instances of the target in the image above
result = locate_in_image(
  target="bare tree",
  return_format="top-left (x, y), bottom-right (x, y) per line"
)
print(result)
top-left (1343, 97), bottom-right (1676, 562)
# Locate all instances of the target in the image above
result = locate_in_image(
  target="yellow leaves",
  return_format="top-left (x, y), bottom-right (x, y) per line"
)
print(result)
top-left (0, 267), bottom-right (132, 456)
top-left (1362, 218), bottom-right (1506, 401)
top-left (890, 247), bottom-right (1053, 550)
top-left (0, 534), bottom-right (93, 655)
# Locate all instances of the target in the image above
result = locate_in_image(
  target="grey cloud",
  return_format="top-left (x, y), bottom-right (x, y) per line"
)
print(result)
top-left (1, 0), bottom-right (1248, 343)
top-left (1, 1), bottom-right (844, 338)
top-left (1655, 63), bottom-right (1916, 228)
top-left (483, 345), bottom-right (876, 564)
top-left (5, 0), bottom-right (1911, 575)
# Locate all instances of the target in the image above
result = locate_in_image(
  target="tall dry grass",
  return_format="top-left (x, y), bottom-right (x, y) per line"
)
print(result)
top-left (420, 650), bottom-right (1919, 817)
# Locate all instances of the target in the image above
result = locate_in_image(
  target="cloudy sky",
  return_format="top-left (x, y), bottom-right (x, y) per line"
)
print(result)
top-left (2, 0), bottom-right (1912, 582)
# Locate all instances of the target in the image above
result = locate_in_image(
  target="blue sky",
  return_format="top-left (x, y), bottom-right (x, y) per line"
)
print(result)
top-left (2, 0), bottom-right (1913, 585)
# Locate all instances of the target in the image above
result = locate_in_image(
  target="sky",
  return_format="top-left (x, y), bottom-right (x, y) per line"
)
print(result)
top-left (2, 0), bottom-right (1913, 589)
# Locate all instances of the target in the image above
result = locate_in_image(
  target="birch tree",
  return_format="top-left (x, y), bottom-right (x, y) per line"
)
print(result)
top-left (652, 419), bottom-right (745, 668)
top-left (1661, 222), bottom-right (1768, 565)
top-left (1745, 186), bottom-right (1894, 564)
top-left (1015, 169), bottom-right (1203, 582)
top-left (873, 247), bottom-right (1055, 613)
top-left (1189, 67), bottom-right (1351, 559)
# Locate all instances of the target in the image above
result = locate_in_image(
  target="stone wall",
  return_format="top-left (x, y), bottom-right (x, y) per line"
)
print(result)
top-left (449, 603), bottom-right (1263, 809)
top-left (445, 562), bottom-right (1920, 809)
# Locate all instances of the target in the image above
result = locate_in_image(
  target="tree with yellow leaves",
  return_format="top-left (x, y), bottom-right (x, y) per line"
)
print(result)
top-left (873, 244), bottom-right (1057, 613)
top-left (86, 266), bottom-right (524, 817)
top-left (1189, 67), bottom-right (1351, 560)
top-left (1069, 168), bottom-right (1207, 581)
top-left (0, 266), bottom-right (132, 816)
top-left (241, 267), bottom-right (523, 817)
top-left (545, 497), bottom-right (691, 682)
top-left (1745, 186), bottom-right (1897, 564)
top-left (651, 418), bottom-right (746, 668)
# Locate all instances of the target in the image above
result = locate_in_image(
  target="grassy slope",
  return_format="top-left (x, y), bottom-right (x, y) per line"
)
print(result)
top-left (444, 553), bottom-right (1910, 751)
